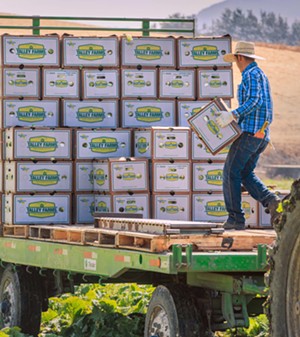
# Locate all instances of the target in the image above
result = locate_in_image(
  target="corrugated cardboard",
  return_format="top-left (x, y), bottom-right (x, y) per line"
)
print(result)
top-left (121, 68), bottom-right (157, 98)
top-left (5, 161), bottom-right (73, 193)
top-left (121, 99), bottom-right (176, 128)
top-left (62, 99), bottom-right (119, 128)
top-left (152, 160), bottom-right (191, 193)
top-left (188, 98), bottom-right (241, 155)
top-left (2, 98), bottom-right (59, 128)
top-left (193, 162), bottom-right (224, 192)
top-left (1, 34), bottom-right (60, 67)
top-left (177, 36), bottom-right (232, 68)
top-left (74, 128), bottom-right (132, 160)
top-left (133, 128), bottom-right (151, 158)
top-left (62, 36), bottom-right (119, 68)
top-left (2, 68), bottom-right (40, 98)
top-left (4, 193), bottom-right (71, 225)
top-left (112, 192), bottom-right (150, 218)
top-left (121, 36), bottom-right (176, 67)
top-left (197, 68), bottom-right (234, 99)
top-left (4, 127), bottom-right (72, 161)
top-left (109, 157), bottom-right (149, 193)
top-left (159, 69), bottom-right (196, 99)
top-left (73, 161), bottom-right (94, 192)
top-left (43, 68), bottom-right (80, 98)
top-left (151, 127), bottom-right (191, 160)
top-left (82, 69), bottom-right (119, 99)
top-left (152, 193), bottom-right (191, 221)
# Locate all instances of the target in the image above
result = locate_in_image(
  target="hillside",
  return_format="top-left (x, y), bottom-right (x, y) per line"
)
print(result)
top-left (196, 0), bottom-right (300, 33)
top-left (0, 15), bottom-right (299, 166)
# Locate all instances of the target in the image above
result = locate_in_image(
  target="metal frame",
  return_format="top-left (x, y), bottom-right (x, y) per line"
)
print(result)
top-left (0, 15), bottom-right (195, 36)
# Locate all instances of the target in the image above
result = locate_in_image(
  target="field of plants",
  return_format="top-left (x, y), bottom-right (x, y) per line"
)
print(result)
top-left (0, 283), bottom-right (269, 337)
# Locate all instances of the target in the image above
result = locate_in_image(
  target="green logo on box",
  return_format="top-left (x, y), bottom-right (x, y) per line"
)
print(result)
top-left (191, 45), bottom-right (219, 61)
top-left (28, 136), bottom-right (58, 153)
top-left (77, 44), bottom-right (105, 60)
top-left (135, 44), bottom-right (163, 60)
top-left (135, 106), bottom-right (163, 123)
top-left (89, 137), bottom-right (118, 153)
top-left (17, 106), bottom-right (46, 123)
top-left (30, 169), bottom-right (60, 186)
top-left (17, 43), bottom-right (46, 60)
top-left (77, 107), bottom-right (105, 123)
top-left (136, 137), bottom-right (149, 154)
top-left (27, 201), bottom-right (57, 218)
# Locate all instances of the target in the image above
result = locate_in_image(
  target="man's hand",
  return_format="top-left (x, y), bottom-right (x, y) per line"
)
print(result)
top-left (215, 110), bottom-right (235, 128)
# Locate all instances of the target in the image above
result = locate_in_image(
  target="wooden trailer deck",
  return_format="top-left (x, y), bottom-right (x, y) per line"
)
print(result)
top-left (2, 217), bottom-right (277, 253)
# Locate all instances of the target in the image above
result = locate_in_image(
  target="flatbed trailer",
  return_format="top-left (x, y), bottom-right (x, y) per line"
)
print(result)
top-left (0, 218), bottom-right (276, 337)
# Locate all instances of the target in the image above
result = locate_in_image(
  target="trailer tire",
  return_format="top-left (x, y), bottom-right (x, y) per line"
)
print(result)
top-left (144, 284), bottom-right (208, 337)
top-left (0, 265), bottom-right (42, 336)
top-left (268, 179), bottom-right (300, 336)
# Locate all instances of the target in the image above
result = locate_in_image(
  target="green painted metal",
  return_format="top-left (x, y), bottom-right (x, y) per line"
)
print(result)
top-left (0, 238), bottom-right (174, 279)
top-left (0, 238), bottom-right (269, 281)
top-left (0, 15), bottom-right (195, 37)
top-left (32, 16), bottom-right (40, 35)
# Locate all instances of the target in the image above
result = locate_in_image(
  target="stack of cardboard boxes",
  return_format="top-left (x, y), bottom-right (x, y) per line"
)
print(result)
top-left (0, 33), bottom-right (273, 228)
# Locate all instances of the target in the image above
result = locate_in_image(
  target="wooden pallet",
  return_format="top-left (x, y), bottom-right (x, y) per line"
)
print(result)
top-left (29, 225), bottom-right (94, 244)
top-left (3, 225), bottom-right (29, 238)
top-left (2, 224), bottom-right (277, 253)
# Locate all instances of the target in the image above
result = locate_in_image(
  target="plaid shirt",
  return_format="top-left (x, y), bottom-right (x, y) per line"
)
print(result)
top-left (232, 62), bottom-right (273, 141)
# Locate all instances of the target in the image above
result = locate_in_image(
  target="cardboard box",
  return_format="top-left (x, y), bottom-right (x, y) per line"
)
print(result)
top-left (192, 193), bottom-right (227, 222)
top-left (192, 131), bottom-right (230, 160)
top-left (43, 68), bottom-right (80, 98)
top-left (2, 99), bottom-right (59, 128)
top-left (121, 68), bottom-right (157, 98)
top-left (133, 128), bottom-right (151, 158)
top-left (2, 68), bottom-right (40, 98)
top-left (4, 128), bottom-right (72, 161)
top-left (5, 161), bottom-right (73, 193)
top-left (193, 162), bottom-right (224, 192)
top-left (62, 100), bottom-right (119, 128)
top-left (152, 161), bottom-right (191, 193)
top-left (82, 69), bottom-right (119, 99)
top-left (4, 193), bottom-right (71, 225)
top-left (74, 161), bottom-right (94, 192)
top-left (74, 128), bottom-right (132, 160)
top-left (188, 98), bottom-right (241, 155)
top-left (177, 36), bottom-right (232, 68)
top-left (121, 36), bottom-right (176, 67)
top-left (112, 193), bottom-right (150, 218)
top-left (177, 99), bottom-right (231, 127)
top-left (73, 193), bottom-right (95, 224)
top-left (109, 158), bottom-right (149, 193)
top-left (93, 160), bottom-right (110, 192)
top-left (152, 127), bottom-right (191, 160)
top-left (159, 69), bottom-right (196, 99)
top-left (153, 193), bottom-right (191, 221)
top-left (62, 36), bottom-right (119, 67)
top-left (94, 194), bottom-right (113, 213)
top-left (197, 68), bottom-right (234, 99)
top-left (1, 34), bottom-right (60, 66)
top-left (122, 100), bottom-right (176, 128)
top-left (0, 162), bottom-right (3, 193)
top-left (192, 192), bottom-right (258, 226)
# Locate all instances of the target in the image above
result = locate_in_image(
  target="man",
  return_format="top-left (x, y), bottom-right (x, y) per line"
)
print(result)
top-left (216, 41), bottom-right (280, 230)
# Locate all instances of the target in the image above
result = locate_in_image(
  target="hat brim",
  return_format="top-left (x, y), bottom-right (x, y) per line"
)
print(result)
top-left (223, 53), bottom-right (265, 62)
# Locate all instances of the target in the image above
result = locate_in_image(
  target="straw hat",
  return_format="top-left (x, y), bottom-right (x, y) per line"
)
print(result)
top-left (223, 41), bottom-right (265, 62)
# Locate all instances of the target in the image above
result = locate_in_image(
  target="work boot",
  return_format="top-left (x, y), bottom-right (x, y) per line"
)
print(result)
top-left (266, 198), bottom-right (281, 226)
top-left (223, 221), bottom-right (245, 230)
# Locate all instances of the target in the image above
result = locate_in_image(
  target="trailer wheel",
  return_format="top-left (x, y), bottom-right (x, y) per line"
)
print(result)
top-left (0, 265), bottom-right (42, 336)
top-left (144, 285), bottom-right (209, 337)
top-left (268, 179), bottom-right (300, 336)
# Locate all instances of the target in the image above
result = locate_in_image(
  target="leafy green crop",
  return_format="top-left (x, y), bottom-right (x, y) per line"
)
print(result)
top-left (39, 283), bottom-right (154, 337)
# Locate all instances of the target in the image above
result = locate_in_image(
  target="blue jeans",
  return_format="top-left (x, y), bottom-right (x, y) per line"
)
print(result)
top-left (223, 132), bottom-right (277, 225)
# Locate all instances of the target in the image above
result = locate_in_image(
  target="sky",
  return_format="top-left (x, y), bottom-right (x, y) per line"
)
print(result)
top-left (1, 0), bottom-right (223, 19)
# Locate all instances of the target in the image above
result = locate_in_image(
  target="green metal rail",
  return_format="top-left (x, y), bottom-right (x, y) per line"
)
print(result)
top-left (0, 15), bottom-right (195, 36)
